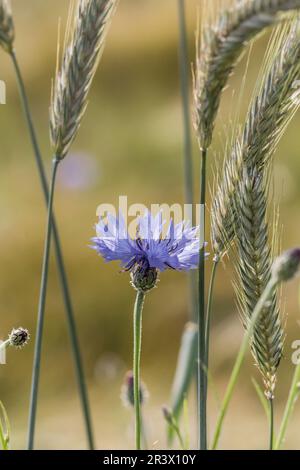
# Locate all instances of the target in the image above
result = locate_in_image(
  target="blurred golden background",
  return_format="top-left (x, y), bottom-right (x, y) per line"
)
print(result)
top-left (0, 0), bottom-right (299, 449)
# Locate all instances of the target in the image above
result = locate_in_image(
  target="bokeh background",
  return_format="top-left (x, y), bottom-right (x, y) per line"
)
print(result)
top-left (0, 0), bottom-right (300, 450)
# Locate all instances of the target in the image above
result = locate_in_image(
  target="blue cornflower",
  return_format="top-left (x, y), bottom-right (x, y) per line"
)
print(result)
top-left (92, 210), bottom-right (206, 291)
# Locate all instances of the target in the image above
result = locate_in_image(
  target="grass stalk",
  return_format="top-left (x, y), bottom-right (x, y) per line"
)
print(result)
top-left (27, 157), bottom-right (60, 450)
top-left (252, 377), bottom-right (270, 419)
top-left (163, 406), bottom-right (186, 450)
top-left (0, 401), bottom-right (10, 451)
top-left (205, 258), bottom-right (219, 368)
top-left (11, 50), bottom-right (94, 450)
top-left (169, 416), bottom-right (185, 450)
top-left (198, 147), bottom-right (207, 450)
top-left (177, 0), bottom-right (197, 322)
top-left (141, 412), bottom-right (148, 450)
top-left (269, 398), bottom-right (274, 450)
top-left (133, 290), bottom-right (145, 450)
top-left (167, 322), bottom-right (197, 445)
top-left (211, 276), bottom-right (278, 450)
top-left (275, 362), bottom-right (300, 449)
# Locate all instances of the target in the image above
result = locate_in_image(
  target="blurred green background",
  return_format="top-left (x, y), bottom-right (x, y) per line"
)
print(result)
top-left (0, 0), bottom-right (300, 450)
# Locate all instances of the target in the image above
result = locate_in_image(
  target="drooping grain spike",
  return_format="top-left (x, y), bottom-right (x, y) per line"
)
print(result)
top-left (195, 0), bottom-right (300, 152)
top-left (211, 19), bottom-right (300, 257)
top-left (50, 0), bottom-right (117, 159)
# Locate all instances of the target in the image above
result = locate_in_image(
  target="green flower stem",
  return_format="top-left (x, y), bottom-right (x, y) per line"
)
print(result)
top-left (177, 0), bottom-right (197, 322)
top-left (205, 259), bottom-right (219, 368)
top-left (198, 148), bottom-right (207, 450)
top-left (27, 157), bottom-right (60, 450)
top-left (211, 276), bottom-right (278, 450)
top-left (11, 51), bottom-right (94, 450)
top-left (269, 399), bottom-right (274, 450)
top-left (133, 290), bottom-right (145, 450)
top-left (0, 340), bottom-right (10, 352)
top-left (275, 362), bottom-right (300, 449)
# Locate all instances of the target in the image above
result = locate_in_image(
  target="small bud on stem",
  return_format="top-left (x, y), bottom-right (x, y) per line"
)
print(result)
top-left (121, 371), bottom-right (148, 409)
top-left (9, 327), bottom-right (30, 348)
top-left (131, 266), bottom-right (158, 292)
top-left (272, 248), bottom-right (300, 283)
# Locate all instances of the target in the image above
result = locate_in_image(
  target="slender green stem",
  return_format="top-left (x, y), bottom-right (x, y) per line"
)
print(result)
top-left (164, 407), bottom-right (186, 450)
top-left (198, 148), bottom-right (207, 450)
top-left (177, 0), bottom-right (196, 322)
top-left (251, 377), bottom-right (270, 419)
top-left (177, 0), bottom-right (193, 210)
top-left (205, 259), bottom-right (219, 368)
top-left (275, 362), bottom-right (300, 449)
top-left (0, 425), bottom-right (6, 450)
top-left (0, 401), bottom-right (10, 450)
top-left (11, 50), bottom-right (94, 450)
top-left (211, 277), bottom-right (278, 450)
top-left (183, 397), bottom-right (190, 450)
top-left (10, 51), bottom-right (45, 191)
top-left (27, 157), bottom-right (60, 450)
top-left (269, 399), bottom-right (274, 450)
top-left (133, 290), bottom-right (145, 450)
top-left (0, 340), bottom-right (10, 352)
top-left (141, 412), bottom-right (148, 450)
top-left (170, 418), bottom-right (185, 450)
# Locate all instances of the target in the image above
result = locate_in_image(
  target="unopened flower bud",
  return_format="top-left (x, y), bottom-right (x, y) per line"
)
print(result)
top-left (9, 327), bottom-right (29, 348)
top-left (162, 405), bottom-right (173, 425)
top-left (121, 371), bottom-right (148, 408)
top-left (272, 248), bottom-right (300, 283)
top-left (130, 265), bottom-right (158, 292)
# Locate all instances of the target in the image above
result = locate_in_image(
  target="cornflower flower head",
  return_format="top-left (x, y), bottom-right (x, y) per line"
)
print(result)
top-left (91, 210), bottom-right (206, 291)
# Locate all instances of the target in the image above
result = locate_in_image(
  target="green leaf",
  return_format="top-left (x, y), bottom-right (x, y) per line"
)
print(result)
top-left (251, 377), bottom-right (270, 419)
top-left (0, 401), bottom-right (10, 450)
top-left (167, 322), bottom-right (197, 445)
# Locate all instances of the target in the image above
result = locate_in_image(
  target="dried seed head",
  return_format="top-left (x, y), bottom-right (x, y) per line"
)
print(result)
top-left (50, 0), bottom-right (117, 159)
top-left (120, 371), bottom-right (148, 408)
top-left (272, 248), bottom-right (300, 282)
top-left (9, 327), bottom-right (30, 348)
top-left (0, 0), bottom-right (14, 53)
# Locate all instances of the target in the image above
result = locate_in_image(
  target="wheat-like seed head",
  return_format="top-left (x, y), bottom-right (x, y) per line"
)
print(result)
top-left (234, 168), bottom-right (283, 399)
top-left (50, 0), bottom-right (117, 160)
top-left (194, 0), bottom-right (300, 152)
top-left (0, 0), bottom-right (14, 53)
top-left (211, 18), bottom-right (300, 257)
